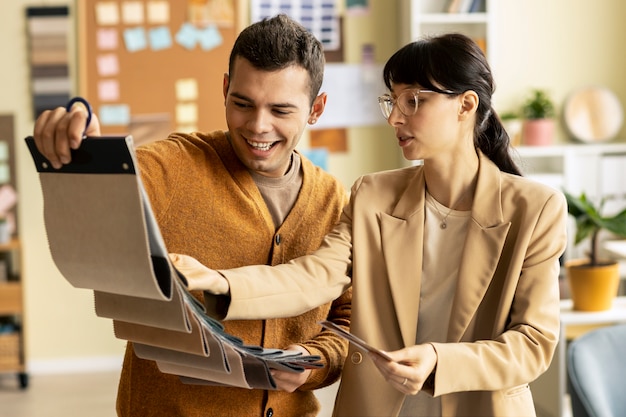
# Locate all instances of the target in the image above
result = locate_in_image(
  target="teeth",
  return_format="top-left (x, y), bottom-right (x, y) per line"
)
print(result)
top-left (247, 140), bottom-right (274, 151)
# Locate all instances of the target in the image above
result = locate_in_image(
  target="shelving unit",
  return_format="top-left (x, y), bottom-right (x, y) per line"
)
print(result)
top-left (398, 0), bottom-right (495, 61)
top-left (512, 143), bottom-right (626, 265)
top-left (0, 238), bottom-right (27, 389)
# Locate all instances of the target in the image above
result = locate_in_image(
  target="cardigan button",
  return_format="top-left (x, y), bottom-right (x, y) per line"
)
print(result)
top-left (351, 351), bottom-right (363, 364)
top-left (275, 234), bottom-right (281, 245)
top-left (266, 408), bottom-right (274, 417)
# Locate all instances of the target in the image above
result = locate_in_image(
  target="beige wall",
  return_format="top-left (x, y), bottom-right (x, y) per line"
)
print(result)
top-left (1, 0), bottom-right (625, 368)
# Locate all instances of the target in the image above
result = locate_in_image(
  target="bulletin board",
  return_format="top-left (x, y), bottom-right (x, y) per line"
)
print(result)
top-left (76, 0), bottom-right (241, 145)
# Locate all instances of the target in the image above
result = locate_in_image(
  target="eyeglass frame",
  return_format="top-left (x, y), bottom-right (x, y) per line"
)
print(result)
top-left (377, 88), bottom-right (455, 119)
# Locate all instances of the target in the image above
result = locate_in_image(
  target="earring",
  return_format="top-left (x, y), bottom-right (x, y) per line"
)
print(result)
top-left (309, 118), bottom-right (317, 124)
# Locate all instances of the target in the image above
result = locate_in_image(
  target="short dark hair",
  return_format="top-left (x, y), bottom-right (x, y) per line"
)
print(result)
top-left (383, 33), bottom-right (521, 176)
top-left (228, 14), bottom-right (325, 104)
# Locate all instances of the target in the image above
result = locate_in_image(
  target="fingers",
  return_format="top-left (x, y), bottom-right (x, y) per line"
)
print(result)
top-left (168, 253), bottom-right (231, 294)
top-left (369, 351), bottom-right (421, 395)
top-left (32, 104), bottom-right (101, 169)
top-left (270, 368), bottom-right (311, 393)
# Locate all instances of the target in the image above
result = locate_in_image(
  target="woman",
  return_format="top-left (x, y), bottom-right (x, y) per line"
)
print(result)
top-left (173, 33), bottom-right (568, 416)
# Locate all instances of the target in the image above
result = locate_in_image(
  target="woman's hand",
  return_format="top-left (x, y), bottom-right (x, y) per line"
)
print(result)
top-left (369, 343), bottom-right (437, 395)
top-left (168, 253), bottom-right (230, 295)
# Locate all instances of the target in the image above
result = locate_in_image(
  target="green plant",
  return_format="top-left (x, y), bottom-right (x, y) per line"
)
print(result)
top-left (564, 190), bottom-right (626, 266)
top-left (500, 111), bottom-right (520, 121)
top-left (522, 89), bottom-right (556, 119)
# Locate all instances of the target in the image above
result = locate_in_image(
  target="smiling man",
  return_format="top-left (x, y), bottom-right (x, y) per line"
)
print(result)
top-left (32, 14), bottom-right (351, 417)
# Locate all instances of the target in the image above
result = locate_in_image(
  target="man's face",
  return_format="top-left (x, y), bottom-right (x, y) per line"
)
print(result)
top-left (223, 57), bottom-right (324, 178)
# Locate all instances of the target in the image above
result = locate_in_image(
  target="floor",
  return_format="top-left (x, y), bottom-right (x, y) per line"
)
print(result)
top-left (0, 370), bottom-right (339, 417)
top-left (0, 371), bottom-right (120, 417)
top-left (0, 370), bottom-right (569, 417)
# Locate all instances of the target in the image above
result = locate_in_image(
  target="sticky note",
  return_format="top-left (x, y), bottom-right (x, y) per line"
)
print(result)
top-left (176, 103), bottom-right (198, 124)
top-left (149, 26), bottom-right (172, 51)
top-left (147, 1), bottom-right (169, 24)
top-left (198, 25), bottom-right (222, 51)
top-left (123, 27), bottom-right (147, 52)
top-left (98, 79), bottom-right (120, 102)
top-left (175, 23), bottom-right (198, 50)
top-left (97, 53), bottom-right (119, 76)
top-left (96, 2), bottom-right (119, 25)
top-left (122, 1), bottom-right (144, 25)
top-left (97, 28), bottom-right (118, 50)
top-left (175, 78), bottom-right (198, 101)
top-left (99, 104), bottom-right (131, 125)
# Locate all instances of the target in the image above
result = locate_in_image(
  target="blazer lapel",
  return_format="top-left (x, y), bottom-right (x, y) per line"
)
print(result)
top-left (448, 153), bottom-right (511, 341)
top-left (381, 168), bottom-right (425, 347)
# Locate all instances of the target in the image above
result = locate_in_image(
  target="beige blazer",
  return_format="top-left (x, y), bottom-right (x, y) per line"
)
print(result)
top-left (221, 152), bottom-right (568, 417)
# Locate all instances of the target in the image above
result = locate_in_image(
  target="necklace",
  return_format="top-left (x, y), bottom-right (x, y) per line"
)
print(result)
top-left (431, 188), bottom-right (472, 230)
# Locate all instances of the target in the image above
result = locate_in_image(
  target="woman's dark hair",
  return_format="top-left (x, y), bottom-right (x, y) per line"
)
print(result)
top-left (228, 14), bottom-right (325, 105)
top-left (382, 33), bottom-right (522, 176)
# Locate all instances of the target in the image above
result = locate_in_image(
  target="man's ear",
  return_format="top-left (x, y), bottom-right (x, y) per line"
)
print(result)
top-left (222, 73), bottom-right (230, 102)
top-left (308, 92), bottom-right (327, 125)
top-left (459, 90), bottom-right (479, 120)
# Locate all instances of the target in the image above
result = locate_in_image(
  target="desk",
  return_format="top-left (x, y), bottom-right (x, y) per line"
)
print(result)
top-left (531, 296), bottom-right (626, 417)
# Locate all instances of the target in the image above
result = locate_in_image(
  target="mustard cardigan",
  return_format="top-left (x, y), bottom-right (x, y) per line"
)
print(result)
top-left (116, 131), bottom-right (351, 417)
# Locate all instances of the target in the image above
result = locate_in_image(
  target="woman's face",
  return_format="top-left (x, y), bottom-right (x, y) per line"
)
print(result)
top-left (386, 83), bottom-right (465, 162)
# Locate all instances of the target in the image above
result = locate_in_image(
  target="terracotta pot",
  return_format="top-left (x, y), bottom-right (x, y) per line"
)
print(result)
top-left (566, 259), bottom-right (620, 311)
top-left (522, 118), bottom-right (555, 146)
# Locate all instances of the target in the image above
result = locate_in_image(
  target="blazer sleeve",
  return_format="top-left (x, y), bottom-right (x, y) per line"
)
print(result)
top-left (218, 178), bottom-right (364, 320)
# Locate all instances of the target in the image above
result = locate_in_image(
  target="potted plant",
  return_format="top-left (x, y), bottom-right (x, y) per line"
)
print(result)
top-left (521, 89), bottom-right (556, 146)
top-left (500, 111), bottom-right (523, 147)
top-left (564, 190), bottom-right (626, 311)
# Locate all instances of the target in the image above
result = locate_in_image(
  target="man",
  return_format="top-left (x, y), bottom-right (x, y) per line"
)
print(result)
top-left (33, 14), bottom-right (351, 417)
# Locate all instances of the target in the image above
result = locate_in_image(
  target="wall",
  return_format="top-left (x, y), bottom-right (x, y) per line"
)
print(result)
top-left (492, 0), bottom-right (626, 143)
top-left (1, 0), bottom-right (625, 370)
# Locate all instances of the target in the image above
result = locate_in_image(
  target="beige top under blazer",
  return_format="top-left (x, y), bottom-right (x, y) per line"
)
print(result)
top-left (220, 151), bottom-right (568, 417)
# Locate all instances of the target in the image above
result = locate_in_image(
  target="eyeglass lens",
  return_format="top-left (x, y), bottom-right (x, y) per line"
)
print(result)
top-left (378, 91), bottom-right (418, 119)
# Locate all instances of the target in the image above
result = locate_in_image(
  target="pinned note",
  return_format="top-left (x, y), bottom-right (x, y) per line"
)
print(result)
top-left (124, 27), bottom-right (147, 52)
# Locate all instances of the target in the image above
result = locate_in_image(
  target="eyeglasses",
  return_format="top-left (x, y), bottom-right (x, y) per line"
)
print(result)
top-left (377, 89), bottom-right (452, 119)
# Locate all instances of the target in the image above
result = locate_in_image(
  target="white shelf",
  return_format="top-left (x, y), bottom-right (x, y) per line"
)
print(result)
top-left (513, 142), bottom-right (626, 263)
top-left (400, 0), bottom-right (494, 60)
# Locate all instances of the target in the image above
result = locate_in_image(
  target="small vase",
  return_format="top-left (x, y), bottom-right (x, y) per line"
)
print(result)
top-left (522, 118), bottom-right (555, 146)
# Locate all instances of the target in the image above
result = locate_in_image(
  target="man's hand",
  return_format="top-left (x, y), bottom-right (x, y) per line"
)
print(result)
top-left (270, 344), bottom-right (312, 393)
top-left (168, 253), bottom-right (230, 295)
top-left (33, 103), bottom-right (101, 169)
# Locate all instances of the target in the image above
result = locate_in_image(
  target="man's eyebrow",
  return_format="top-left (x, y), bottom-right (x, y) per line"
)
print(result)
top-left (229, 92), bottom-right (298, 109)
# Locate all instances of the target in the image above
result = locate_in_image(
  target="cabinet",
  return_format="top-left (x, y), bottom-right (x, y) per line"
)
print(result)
top-left (512, 143), bottom-right (626, 264)
top-left (398, 0), bottom-right (495, 60)
top-left (0, 238), bottom-right (27, 388)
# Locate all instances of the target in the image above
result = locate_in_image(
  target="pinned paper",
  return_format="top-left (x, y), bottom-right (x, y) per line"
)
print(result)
top-left (147, 0), bottom-right (170, 24)
top-left (176, 103), bottom-right (198, 124)
top-left (198, 25), bottom-right (222, 51)
top-left (99, 104), bottom-right (131, 125)
top-left (97, 28), bottom-right (118, 50)
top-left (96, 2), bottom-right (120, 25)
top-left (98, 79), bottom-right (120, 102)
top-left (175, 23), bottom-right (198, 50)
top-left (122, 1), bottom-right (144, 25)
top-left (175, 78), bottom-right (198, 101)
top-left (149, 26), bottom-right (172, 51)
top-left (124, 27), bottom-right (147, 52)
top-left (97, 53), bottom-right (119, 76)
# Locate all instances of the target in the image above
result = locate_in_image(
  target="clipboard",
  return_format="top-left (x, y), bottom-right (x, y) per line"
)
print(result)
top-left (319, 320), bottom-right (393, 361)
